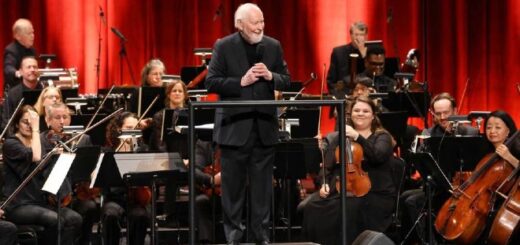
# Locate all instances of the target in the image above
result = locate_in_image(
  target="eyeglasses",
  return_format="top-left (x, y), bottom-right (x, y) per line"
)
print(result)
top-left (368, 61), bottom-right (385, 67)
top-left (45, 95), bottom-right (61, 100)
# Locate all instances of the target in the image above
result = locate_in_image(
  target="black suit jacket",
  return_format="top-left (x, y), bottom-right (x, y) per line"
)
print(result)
top-left (3, 40), bottom-right (36, 92)
top-left (206, 33), bottom-right (290, 146)
top-left (326, 43), bottom-right (364, 95)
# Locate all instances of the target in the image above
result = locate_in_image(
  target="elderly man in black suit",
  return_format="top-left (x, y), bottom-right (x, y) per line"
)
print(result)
top-left (205, 3), bottom-right (290, 244)
top-left (3, 18), bottom-right (36, 93)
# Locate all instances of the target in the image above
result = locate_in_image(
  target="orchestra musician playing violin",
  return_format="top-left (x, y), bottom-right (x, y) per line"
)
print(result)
top-left (302, 96), bottom-right (397, 244)
top-left (40, 102), bottom-right (97, 245)
top-left (101, 111), bottom-right (149, 245)
top-left (2, 105), bottom-right (82, 245)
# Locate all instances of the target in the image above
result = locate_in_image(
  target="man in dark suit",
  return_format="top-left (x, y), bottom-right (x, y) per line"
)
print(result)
top-left (326, 21), bottom-right (368, 97)
top-left (205, 3), bottom-right (290, 244)
top-left (3, 18), bottom-right (36, 93)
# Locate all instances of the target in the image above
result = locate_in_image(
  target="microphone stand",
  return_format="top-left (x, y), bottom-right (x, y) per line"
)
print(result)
top-left (114, 36), bottom-right (136, 85)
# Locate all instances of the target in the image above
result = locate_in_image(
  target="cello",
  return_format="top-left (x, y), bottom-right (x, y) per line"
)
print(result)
top-left (435, 130), bottom-right (520, 244)
top-left (488, 172), bottom-right (520, 244)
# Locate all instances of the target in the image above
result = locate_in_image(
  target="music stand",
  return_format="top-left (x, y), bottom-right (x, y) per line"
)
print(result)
top-left (378, 111), bottom-right (408, 148)
top-left (139, 87), bottom-right (165, 118)
top-left (169, 108), bottom-right (215, 141)
top-left (423, 136), bottom-right (490, 178)
top-left (116, 152), bottom-right (187, 245)
top-left (71, 114), bottom-right (110, 146)
top-left (69, 146), bottom-right (102, 184)
top-left (273, 141), bottom-right (307, 241)
top-left (284, 108), bottom-right (319, 138)
top-left (23, 88), bottom-right (79, 106)
top-left (181, 66), bottom-right (206, 90)
top-left (382, 91), bottom-right (430, 118)
top-left (408, 152), bottom-right (451, 244)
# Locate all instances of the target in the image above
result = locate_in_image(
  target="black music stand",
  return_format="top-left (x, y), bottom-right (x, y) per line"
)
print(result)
top-left (115, 152), bottom-right (187, 245)
top-left (378, 111), bottom-right (408, 148)
top-left (382, 91), bottom-right (430, 117)
top-left (71, 114), bottom-right (110, 146)
top-left (168, 108), bottom-right (215, 142)
top-left (284, 108), bottom-right (319, 138)
top-left (181, 66), bottom-right (206, 90)
top-left (408, 152), bottom-right (451, 245)
top-left (273, 142), bottom-right (308, 241)
top-left (68, 146), bottom-right (102, 184)
top-left (22, 88), bottom-right (79, 106)
top-left (139, 87), bottom-right (165, 118)
top-left (423, 136), bottom-right (490, 179)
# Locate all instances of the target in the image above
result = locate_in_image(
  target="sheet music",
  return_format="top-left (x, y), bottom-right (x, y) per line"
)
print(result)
top-left (89, 153), bottom-right (105, 188)
top-left (114, 152), bottom-right (175, 177)
top-left (42, 153), bottom-right (75, 194)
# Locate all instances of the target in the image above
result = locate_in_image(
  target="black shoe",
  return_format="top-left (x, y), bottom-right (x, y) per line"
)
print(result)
top-left (227, 241), bottom-right (240, 245)
top-left (255, 241), bottom-right (269, 245)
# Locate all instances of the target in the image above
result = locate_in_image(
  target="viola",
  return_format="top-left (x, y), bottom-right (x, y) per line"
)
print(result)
top-left (435, 130), bottom-right (520, 244)
top-left (128, 187), bottom-right (152, 207)
top-left (48, 193), bottom-right (72, 207)
top-left (334, 137), bottom-right (371, 197)
top-left (75, 181), bottom-right (101, 201)
top-left (202, 148), bottom-right (222, 196)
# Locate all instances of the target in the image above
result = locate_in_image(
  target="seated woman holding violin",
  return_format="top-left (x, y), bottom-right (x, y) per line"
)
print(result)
top-left (2, 105), bottom-right (82, 245)
top-left (435, 110), bottom-right (520, 244)
top-left (101, 111), bottom-right (149, 245)
top-left (302, 96), bottom-right (398, 244)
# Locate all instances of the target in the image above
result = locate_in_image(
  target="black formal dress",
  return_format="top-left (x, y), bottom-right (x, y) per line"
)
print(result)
top-left (206, 32), bottom-right (290, 243)
top-left (2, 135), bottom-right (82, 245)
top-left (302, 131), bottom-right (397, 244)
top-left (2, 40), bottom-right (36, 93)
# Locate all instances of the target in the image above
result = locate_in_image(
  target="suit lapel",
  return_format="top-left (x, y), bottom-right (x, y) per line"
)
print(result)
top-left (232, 33), bottom-right (250, 74)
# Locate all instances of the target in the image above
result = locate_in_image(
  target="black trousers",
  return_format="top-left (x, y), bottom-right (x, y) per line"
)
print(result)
top-left (0, 220), bottom-right (17, 245)
top-left (101, 201), bottom-right (149, 245)
top-left (71, 198), bottom-right (100, 245)
top-left (6, 204), bottom-right (82, 245)
top-left (220, 126), bottom-right (274, 243)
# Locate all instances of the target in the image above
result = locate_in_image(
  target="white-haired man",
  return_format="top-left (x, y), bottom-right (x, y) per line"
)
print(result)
top-left (205, 3), bottom-right (290, 244)
top-left (3, 18), bottom-right (36, 93)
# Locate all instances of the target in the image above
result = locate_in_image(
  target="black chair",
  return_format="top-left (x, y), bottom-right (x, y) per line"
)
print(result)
top-left (16, 225), bottom-right (44, 245)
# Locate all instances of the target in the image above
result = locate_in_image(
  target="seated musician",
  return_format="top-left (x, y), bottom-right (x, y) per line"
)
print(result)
top-left (400, 92), bottom-right (478, 243)
top-left (140, 59), bottom-right (165, 87)
top-left (2, 105), bottom-right (82, 245)
top-left (34, 86), bottom-right (63, 116)
top-left (302, 96), bottom-right (397, 244)
top-left (149, 80), bottom-right (188, 152)
top-left (0, 208), bottom-right (17, 245)
top-left (40, 102), bottom-right (97, 245)
top-left (484, 110), bottom-right (519, 167)
top-left (359, 45), bottom-right (397, 93)
top-left (101, 112), bottom-right (149, 245)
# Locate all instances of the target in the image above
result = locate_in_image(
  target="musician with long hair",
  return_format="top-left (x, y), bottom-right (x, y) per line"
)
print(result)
top-left (2, 105), bottom-right (82, 245)
top-left (302, 96), bottom-right (398, 244)
top-left (101, 111), bottom-right (149, 245)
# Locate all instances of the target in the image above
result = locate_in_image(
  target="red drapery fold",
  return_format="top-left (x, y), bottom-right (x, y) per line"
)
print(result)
top-left (1, 0), bottom-right (518, 134)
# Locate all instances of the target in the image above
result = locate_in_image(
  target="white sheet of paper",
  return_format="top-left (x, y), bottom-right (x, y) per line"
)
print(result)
top-left (41, 153), bottom-right (75, 195)
top-left (89, 153), bottom-right (105, 188)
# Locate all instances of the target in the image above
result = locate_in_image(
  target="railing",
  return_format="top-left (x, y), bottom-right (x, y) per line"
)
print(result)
top-left (188, 99), bottom-right (348, 245)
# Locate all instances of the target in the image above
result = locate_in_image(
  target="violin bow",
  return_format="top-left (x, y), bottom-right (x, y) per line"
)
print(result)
top-left (115, 95), bottom-right (160, 152)
top-left (0, 98), bottom-right (25, 141)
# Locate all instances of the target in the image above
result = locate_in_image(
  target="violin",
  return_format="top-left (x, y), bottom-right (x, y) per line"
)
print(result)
top-left (334, 136), bottom-right (371, 197)
top-left (435, 130), bottom-right (520, 244)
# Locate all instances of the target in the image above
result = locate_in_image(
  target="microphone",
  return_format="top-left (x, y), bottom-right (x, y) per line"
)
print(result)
top-left (255, 43), bottom-right (265, 63)
top-left (99, 6), bottom-right (107, 26)
top-left (111, 27), bottom-right (127, 42)
top-left (302, 72), bottom-right (317, 87)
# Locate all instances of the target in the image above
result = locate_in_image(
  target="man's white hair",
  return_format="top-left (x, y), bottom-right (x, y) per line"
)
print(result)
top-left (12, 18), bottom-right (32, 35)
top-left (234, 3), bottom-right (261, 28)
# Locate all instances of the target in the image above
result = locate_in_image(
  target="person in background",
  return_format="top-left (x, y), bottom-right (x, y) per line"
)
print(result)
top-left (140, 59), bottom-right (165, 87)
top-left (205, 3), bottom-right (291, 244)
top-left (1, 56), bottom-right (42, 133)
top-left (3, 18), bottom-right (36, 93)
top-left (327, 21), bottom-right (368, 97)
top-left (33, 86), bottom-right (62, 116)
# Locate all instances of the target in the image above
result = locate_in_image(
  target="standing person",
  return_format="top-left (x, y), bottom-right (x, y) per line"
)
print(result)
top-left (302, 96), bottom-right (397, 244)
top-left (1, 56), bottom-right (42, 132)
top-left (0, 208), bottom-right (18, 245)
top-left (205, 3), bottom-right (290, 244)
top-left (140, 59), bottom-right (165, 87)
top-left (327, 21), bottom-right (368, 97)
top-left (3, 18), bottom-right (36, 93)
top-left (2, 105), bottom-right (82, 245)
top-left (359, 45), bottom-right (397, 93)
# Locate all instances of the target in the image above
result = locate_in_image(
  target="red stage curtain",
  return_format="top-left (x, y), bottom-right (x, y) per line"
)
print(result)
top-left (1, 0), bottom-right (518, 134)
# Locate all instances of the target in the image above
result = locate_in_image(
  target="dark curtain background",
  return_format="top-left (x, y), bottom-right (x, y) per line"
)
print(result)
top-left (1, 0), bottom-right (518, 133)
